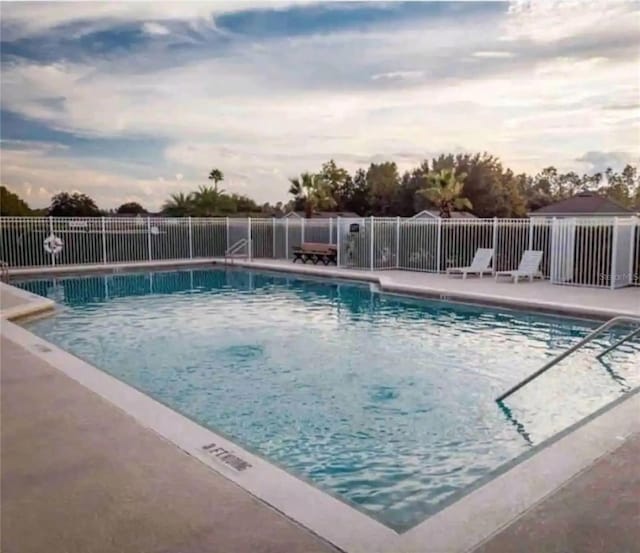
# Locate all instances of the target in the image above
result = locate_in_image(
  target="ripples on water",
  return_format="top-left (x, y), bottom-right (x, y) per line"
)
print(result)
top-left (19, 269), bottom-right (640, 530)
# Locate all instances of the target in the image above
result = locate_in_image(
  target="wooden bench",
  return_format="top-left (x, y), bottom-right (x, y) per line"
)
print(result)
top-left (292, 242), bottom-right (337, 265)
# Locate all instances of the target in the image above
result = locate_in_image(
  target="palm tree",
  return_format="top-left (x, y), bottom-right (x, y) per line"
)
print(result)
top-left (162, 192), bottom-right (194, 216)
top-left (208, 168), bottom-right (224, 192)
top-left (193, 184), bottom-right (226, 216)
top-left (288, 172), bottom-right (335, 218)
top-left (419, 169), bottom-right (472, 218)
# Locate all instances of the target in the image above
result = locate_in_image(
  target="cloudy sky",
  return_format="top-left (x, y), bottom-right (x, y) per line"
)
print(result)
top-left (1, 1), bottom-right (639, 210)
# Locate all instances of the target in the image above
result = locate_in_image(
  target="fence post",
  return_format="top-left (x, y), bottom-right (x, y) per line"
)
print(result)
top-left (301, 217), bottom-right (305, 243)
top-left (329, 218), bottom-right (333, 245)
top-left (528, 218), bottom-right (534, 251)
top-left (436, 218), bottom-right (442, 273)
top-left (550, 217), bottom-right (557, 284)
top-left (336, 217), bottom-right (341, 267)
top-left (285, 217), bottom-right (289, 260)
top-left (610, 217), bottom-right (619, 290)
top-left (370, 215), bottom-right (375, 271)
top-left (628, 218), bottom-right (637, 286)
top-left (492, 217), bottom-right (498, 271)
top-left (49, 216), bottom-right (55, 267)
top-left (188, 216), bottom-right (193, 259)
top-left (396, 216), bottom-right (400, 269)
top-left (272, 217), bottom-right (276, 258)
top-left (101, 217), bottom-right (107, 264)
top-left (147, 217), bottom-right (152, 261)
top-left (247, 217), bottom-right (252, 260)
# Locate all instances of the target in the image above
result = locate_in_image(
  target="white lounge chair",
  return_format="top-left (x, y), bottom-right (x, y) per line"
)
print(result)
top-left (495, 250), bottom-right (543, 283)
top-left (446, 248), bottom-right (494, 279)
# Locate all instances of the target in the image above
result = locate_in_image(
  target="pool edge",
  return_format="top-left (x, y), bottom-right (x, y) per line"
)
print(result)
top-left (2, 278), bottom-right (639, 553)
top-left (1, 318), bottom-right (398, 553)
top-left (8, 257), bottom-right (639, 320)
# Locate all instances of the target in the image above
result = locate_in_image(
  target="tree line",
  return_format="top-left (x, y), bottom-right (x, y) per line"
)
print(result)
top-left (1, 153), bottom-right (638, 218)
top-left (287, 155), bottom-right (639, 218)
top-left (0, 169), bottom-right (269, 218)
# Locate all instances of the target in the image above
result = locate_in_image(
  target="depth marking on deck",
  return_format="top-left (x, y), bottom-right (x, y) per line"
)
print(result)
top-left (202, 442), bottom-right (252, 472)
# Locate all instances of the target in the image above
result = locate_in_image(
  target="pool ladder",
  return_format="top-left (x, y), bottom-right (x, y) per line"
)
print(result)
top-left (225, 239), bottom-right (252, 264)
top-left (497, 315), bottom-right (640, 402)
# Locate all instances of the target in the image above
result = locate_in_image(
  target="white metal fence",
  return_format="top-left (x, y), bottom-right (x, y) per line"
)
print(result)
top-left (1, 215), bottom-right (638, 289)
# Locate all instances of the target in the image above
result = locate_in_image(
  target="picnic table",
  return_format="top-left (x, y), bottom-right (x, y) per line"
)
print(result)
top-left (292, 242), bottom-right (338, 265)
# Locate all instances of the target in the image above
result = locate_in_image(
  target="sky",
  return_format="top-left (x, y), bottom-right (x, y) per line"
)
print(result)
top-left (1, 1), bottom-right (639, 211)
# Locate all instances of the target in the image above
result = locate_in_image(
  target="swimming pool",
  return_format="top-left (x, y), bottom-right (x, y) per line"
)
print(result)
top-left (17, 268), bottom-right (640, 530)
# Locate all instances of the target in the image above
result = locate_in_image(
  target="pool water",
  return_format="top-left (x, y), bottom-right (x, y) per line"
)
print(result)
top-left (18, 269), bottom-right (639, 530)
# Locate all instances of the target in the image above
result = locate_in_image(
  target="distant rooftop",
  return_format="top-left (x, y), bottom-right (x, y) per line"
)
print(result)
top-left (530, 192), bottom-right (636, 217)
top-left (282, 211), bottom-right (360, 219)
top-left (410, 209), bottom-right (478, 220)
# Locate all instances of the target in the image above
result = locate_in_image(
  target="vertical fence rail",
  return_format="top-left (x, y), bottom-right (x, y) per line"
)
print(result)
top-left (146, 217), bottom-right (152, 261)
top-left (610, 218), bottom-right (619, 290)
top-left (336, 217), bottom-right (341, 267)
top-left (285, 218), bottom-right (289, 260)
top-left (369, 216), bottom-right (374, 271)
top-left (272, 218), bottom-right (276, 259)
top-left (0, 216), bottom-right (638, 288)
top-left (436, 219), bottom-right (442, 272)
top-left (101, 217), bottom-right (107, 264)
top-left (48, 216), bottom-right (55, 267)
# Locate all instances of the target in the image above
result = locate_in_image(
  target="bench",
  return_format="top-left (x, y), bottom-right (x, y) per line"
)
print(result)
top-left (292, 242), bottom-right (337, 265)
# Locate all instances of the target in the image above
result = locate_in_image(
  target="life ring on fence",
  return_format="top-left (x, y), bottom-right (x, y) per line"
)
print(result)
top-left (43, 234), bottom-right (64, 255)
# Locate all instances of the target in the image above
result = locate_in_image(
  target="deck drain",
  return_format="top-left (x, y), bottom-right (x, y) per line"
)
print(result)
top-left (202, 442), bottom-right (252, 472)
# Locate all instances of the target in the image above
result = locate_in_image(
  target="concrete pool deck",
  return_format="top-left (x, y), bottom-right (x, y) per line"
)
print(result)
top-left (0, 336), bottom-right (338, 553)
top-left (2, 271), bottom-right (640, 553)
top-left (211, 258), bottom-right (640, 319)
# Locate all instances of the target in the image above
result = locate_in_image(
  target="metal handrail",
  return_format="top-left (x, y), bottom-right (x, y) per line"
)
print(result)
top-left (596, 327), bottom-right (640, 359)
top-left (224, 238), bottom-right (251, 263)
top-left (226, 238), bottom-right (248, 255)
top-left (497, 315), bottom-right (640, 402)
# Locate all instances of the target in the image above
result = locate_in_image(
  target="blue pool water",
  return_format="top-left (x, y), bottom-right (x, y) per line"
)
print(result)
top-left (18, 269), bottom-right (639, 530)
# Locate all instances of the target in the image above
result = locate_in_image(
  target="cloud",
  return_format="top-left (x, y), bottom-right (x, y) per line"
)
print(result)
top-left (371, 70), bottom-right (424, 81)
top-left (575, 151), bottom-right (640, 173)
top-left (502, 1), bottom-right (640, 43)
top-left (0, 1), bottom-right (638, 208)
top-left (0, 145), bottom-right (205, 210)
top-left (472, 51), bottom-right (514, 59)
top-left (141, 22), bottom-right (171, 36)
top-left (0, 2), bottom-right (315, 40)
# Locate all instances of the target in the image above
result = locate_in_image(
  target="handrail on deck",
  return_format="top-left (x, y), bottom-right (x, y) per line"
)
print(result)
top-left (225, 238), bottom-right (252, 262)
top-left (596, 327), bottom-right (640, 359)
top-left (496, 315), bottom-right (640, 402)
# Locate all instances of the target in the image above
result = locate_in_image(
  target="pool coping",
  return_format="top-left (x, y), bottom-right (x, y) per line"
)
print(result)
top-left (213, 259), bottom-right (640, 321)
top-left (8, 257), bottom-right (640, 320)
top-left (2, 275), bottom-right (640, 553)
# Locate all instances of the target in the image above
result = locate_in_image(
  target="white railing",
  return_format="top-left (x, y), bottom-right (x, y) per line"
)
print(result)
top-left (1, 215), bottom-right (638, 288)
top-left (225, 238), bottom-right (251, 263)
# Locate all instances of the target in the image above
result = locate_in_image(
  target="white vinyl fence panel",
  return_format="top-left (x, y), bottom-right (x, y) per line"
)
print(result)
top-left (611, 218), bottom-right (636, 289)
top-left (1, 216), bottom-right (638, 288)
